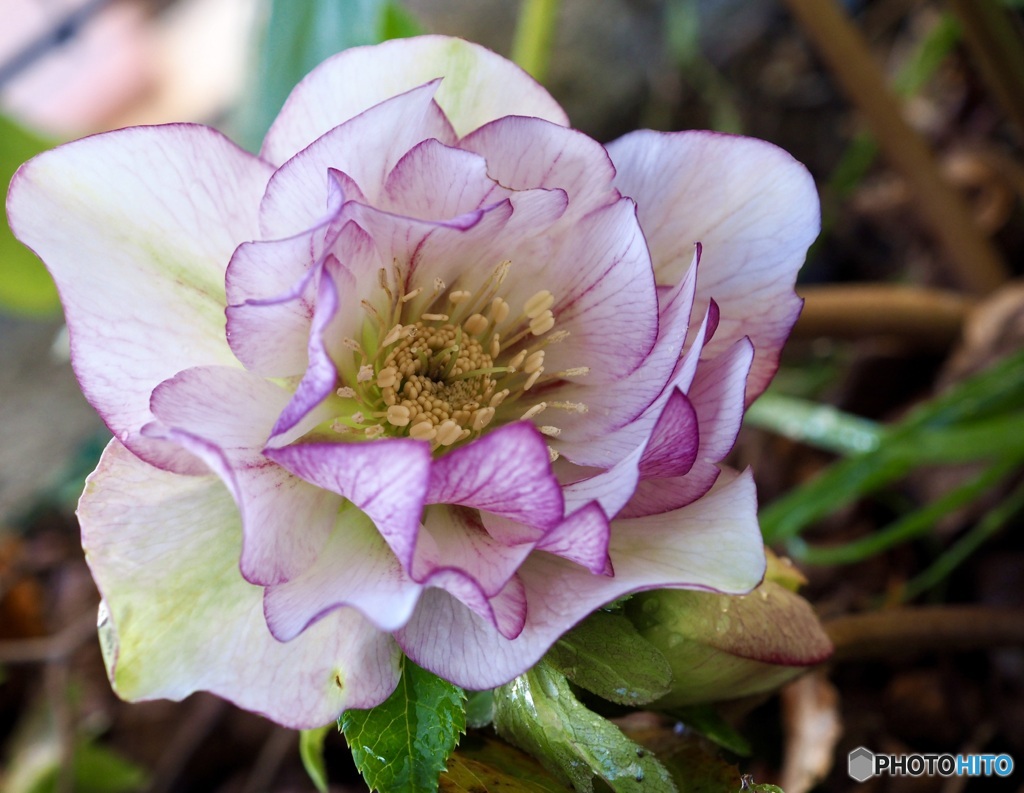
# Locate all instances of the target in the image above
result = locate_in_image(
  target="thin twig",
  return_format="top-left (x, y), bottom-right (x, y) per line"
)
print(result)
top-left (782, 0), bottom-right (1010, 294)
top-left (242, 727), bottom-right (297, 793)
top-left (148, 695), bottom-right (228, 793)
top-left (824, 606), bottom-right (1024, 662)
top-left (948, 0), bottom-right (1024, 139)
top-left (0, 609), bottom-right (97, 664)
top-left (794, 284), bottom-right (973, 347)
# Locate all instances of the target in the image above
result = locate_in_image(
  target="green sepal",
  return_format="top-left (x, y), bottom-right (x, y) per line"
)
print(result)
top-left (546, 611), bottom-right (673, 706)
top-left (341, 658), bottom-right (466, 793)
top-left (493, 660), bottom-right (676, 793)
top-left (299, 725), bottom-right (331, 793)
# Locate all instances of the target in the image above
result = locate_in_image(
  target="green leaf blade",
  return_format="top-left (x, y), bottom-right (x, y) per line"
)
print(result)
top-left (342, 658), bottom-right (466, 793)
top-left (299, 726), bottom-right (331, 793)
top-left (494, 661), bottom-right (676, 793)
top-left (546, 611), bottom-right (673, 706)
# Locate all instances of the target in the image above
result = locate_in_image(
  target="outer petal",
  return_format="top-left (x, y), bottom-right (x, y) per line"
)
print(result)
top-left (7, 124), bottom-right (273, 470)
top-left (263, 502), bottom-right (423, 640)
top-left (145, 366), bottom-right (339, 587)
top-left (397, 470), bottom-right (765, 689)
top-left (262, 35), bottom-right (569, 165)
top-left (82, 441), bottom-right (400, 729)
top-left (606, 130), bottom-right (818, 400)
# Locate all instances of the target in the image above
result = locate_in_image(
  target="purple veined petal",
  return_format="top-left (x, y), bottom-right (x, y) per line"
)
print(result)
top-left (261, 36), bottom-right (569, 166)
top-left (259, 82), bottom-right (456, 238)
top-left (226, 186), bottom-right (369, 380)
top-left (383, 138), bottom-right (510, 220)
top-left (81, 440), bottom-right (401, 729)
top-left (263, 440), bottom-right (431, 570)
top-left (534, 502), bottom-right (613, 576)
top-left (425, 422), bottom-right (564, 531)
top-left (524, 199), bottom-right (659, 385)
top-left (397, 469), bottom-right (765, 690)
top-left (140, 421), bottom-right (339, 587)
top-left (413, 506), bottom-right (535, 598)
top-left (416, 569), bottom-right (528, 641)
top-left (606, 130), bottom-right (818, 401)
top-left (263, 502), bottom-right (423, 641)
top-left (554, 246), bottom-right (700, 465)
top-left (458, 115), bottom-right (619, 218)
top-left (561, 443), bottom-right (643, 520)
top-left (267, 262), bottom-right (351, 441)
top-left (6, 124), bottom-right (273, 473)
top-left (637, 388), bottom-right (700, 479)
top-left (401, 187), bottom-right (568, 298)
top-left (621, 337), bottom-right (754, 518)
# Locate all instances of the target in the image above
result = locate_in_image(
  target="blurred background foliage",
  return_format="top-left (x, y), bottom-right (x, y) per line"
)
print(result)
top-left (1, 0), bottom-right (1023, 791)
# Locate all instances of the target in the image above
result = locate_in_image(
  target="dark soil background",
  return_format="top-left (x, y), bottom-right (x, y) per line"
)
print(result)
top-left (1, 0), bottom-right (1022, 791)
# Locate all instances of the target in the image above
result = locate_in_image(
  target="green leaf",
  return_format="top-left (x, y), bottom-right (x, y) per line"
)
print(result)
top-left (546, 611), bottom-right (673, 705)
top-left (442, 737), bottom-right (572, 792)
top-left (493, 660), bottom-right (676, 793)
top-left (299, 725), bottom-right (331, 793)
top-left (465, 689), bottom-right (496, 729)
top-left (0, 115), bottom-right (60, 316)
top-left (666, 707), bottom-right (750, 758)
top-left (233, 0), bottom-right (423, 151)
top-left (341, 658), bottom-right (466, 793)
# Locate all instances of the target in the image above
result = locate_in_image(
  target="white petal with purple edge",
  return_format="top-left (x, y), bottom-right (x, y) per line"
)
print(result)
top-left (263, 502), bottom-right (423, 640)
top-left (459, 115), bottom-right (619, 217)
top-left (426, 423), bottom-right (564, 530)
top-left (606, 130), bottom-right (818, 400)
top-left (396, 469), bottom-right (764, 690)
top-left (261, 36), bottom-right (569, 165)
top-left (260, 83), bottom-right (457, 238)
top-left (264, 440), bottom-right (431, 569)
top-left (7, 124), bottom-right (273, 471)
top-left (622, 337), bottom-right (754, 518)
top-left (82, 440), bottom-right (401, 729)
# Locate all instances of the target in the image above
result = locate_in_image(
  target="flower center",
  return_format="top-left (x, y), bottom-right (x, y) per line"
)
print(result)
top-left (328, 263), bottom-right (588, 455)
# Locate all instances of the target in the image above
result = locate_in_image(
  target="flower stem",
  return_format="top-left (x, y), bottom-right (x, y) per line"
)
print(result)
top-left (511, 0), bottom-right (561, 81)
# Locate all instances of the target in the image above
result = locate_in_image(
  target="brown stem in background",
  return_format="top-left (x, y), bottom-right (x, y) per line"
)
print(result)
top-left (948, 0), bottom-right (1024, 140)
top-left (825, 607), bottom-right (1024, 662)
top-left (794, 284), bottom-right (973, 347)
top-left (782, 0), bottom-right (1010, 294)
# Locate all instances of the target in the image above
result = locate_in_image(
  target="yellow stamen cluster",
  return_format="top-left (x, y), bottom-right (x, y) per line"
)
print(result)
top-left (331, 263), bottom-right (590, 453)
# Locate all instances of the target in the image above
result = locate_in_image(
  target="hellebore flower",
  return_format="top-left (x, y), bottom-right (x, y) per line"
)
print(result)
top-left (7, 36), bottom-right (819, 728)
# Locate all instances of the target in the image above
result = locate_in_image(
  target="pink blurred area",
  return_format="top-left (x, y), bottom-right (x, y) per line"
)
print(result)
top-left (0, 0), bottom-right (255, 137)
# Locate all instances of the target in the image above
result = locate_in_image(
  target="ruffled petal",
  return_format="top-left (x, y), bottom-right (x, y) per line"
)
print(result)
top-left (458, 115), bottom-right (618, 217)
top-left (259, 82), bottom-right (457, 238)
top-left (554, 247), bottom-right (698, 465)
top-left (606, 130), bottom-right (818, 400)
top-left (426, 423), bottom-right (564, 530)
top-left (82, 440), bottom-right (400, 729)
top-left (7, 124), bottom-right (273, 470)
top-left (262, 35), bottom-right (568, 165)
top-left (414, 506), bottom-right (534, 597)
top-left (622, 338), bottom-right (753, 517)
top-left (264, 440), bottom-right (431, 569)
top-left (383, 138), bottom-right (508, 219)
top-left (396, 469), bottom-right (764, 690)
top-left (263, 502), bottom-right (423, 640)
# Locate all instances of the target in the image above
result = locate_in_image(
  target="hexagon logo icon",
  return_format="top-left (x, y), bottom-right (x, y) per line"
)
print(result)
top-left (848, 747), bottom-right (875, 782)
